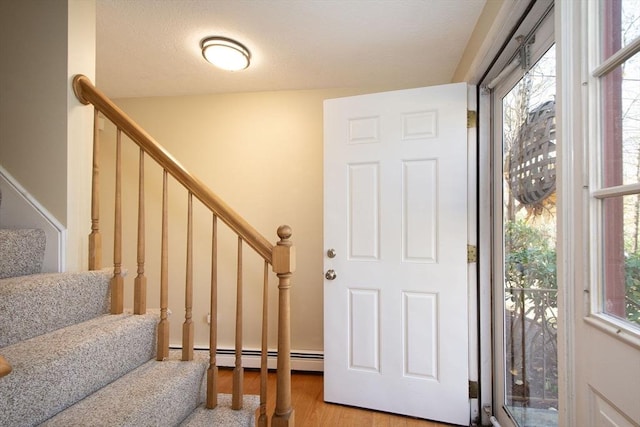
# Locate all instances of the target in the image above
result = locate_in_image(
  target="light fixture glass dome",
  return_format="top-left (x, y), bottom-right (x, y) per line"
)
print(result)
top-left (201, 37), bottom-right (251, 71)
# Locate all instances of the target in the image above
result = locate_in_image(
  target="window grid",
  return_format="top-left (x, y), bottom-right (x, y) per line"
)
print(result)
top-left (591, 0), bottom-right (640, 330)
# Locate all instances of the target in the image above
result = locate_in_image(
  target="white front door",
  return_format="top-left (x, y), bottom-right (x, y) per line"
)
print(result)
top-left (323, 83), bottom-right (470, 425)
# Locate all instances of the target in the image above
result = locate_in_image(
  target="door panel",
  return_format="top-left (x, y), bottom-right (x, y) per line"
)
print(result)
top-left (323, 84), bottom-right (470, 425)
top-left (348, 162), bottom-right (380, 260)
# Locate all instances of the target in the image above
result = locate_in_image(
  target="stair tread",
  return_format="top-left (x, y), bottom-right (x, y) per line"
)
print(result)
top-left (0, 313), bottom-right (157, 427)
top-left (41, 351), bottom-right (210, 427)
top-left (180, 394), bottom-right (260, 427)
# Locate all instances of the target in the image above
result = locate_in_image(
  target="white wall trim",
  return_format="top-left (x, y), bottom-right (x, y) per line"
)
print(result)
top-left (0, 165), bottom-right (66, 272)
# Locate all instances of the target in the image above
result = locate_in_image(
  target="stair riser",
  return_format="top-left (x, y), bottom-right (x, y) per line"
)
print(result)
top-left (0, 228), bottom-right (45, 279)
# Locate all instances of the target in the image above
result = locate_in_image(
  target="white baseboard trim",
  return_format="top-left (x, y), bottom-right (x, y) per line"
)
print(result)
top-left (171, 346), bottom-right (324, 372)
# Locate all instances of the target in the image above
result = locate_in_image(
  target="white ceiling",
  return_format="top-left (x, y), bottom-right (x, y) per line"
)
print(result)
top-left (96, 0), bottom-right (487, 99)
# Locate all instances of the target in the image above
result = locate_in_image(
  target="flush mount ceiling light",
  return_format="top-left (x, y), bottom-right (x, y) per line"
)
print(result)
top-left (201, 36), bottom-right (251, 71)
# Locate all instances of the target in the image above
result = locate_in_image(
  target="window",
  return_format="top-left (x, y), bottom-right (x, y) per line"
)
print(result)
top-left (591, 0), bottom-right (640, 331)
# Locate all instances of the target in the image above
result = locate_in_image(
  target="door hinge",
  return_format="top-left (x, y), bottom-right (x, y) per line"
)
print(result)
top-left (469, 380), bottom-right (479, 399)
top-left (467, 244), bottom-right (477, 263)
top-left (467, 110), bottom-right (477, 128)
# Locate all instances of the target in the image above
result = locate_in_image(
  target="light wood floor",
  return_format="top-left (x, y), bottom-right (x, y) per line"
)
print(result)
top-left (217, 369), bottom-right (454, 427)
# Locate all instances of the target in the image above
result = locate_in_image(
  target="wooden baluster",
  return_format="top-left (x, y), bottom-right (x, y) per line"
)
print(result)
top-left (232, 236), bottom-right (244, 410)
top-left (271, 225), bottom-right (295, 427)
top-left (206, 215), bottom-right (219, 409)
top-left (134, 148), bottom-right (147, 315)
top-left (88, 107), bottom-right (102, 270)
top-left (182, 192), bottom-right (194, 361)
top-left (258, 260), bottom-right (269, 427)
top-left (157, 170), bottom-right (170, 361)
top-left (110, 129), bottom-right (124, 314)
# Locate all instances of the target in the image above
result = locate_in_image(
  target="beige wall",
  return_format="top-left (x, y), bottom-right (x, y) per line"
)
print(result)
top-left (99, 88), bottom-right (374, 352)
top-left (452, 0), bottom-right (505, 83)
top-left (0, 0), bottom-right (69, 222)
top-left (0, 0), bottom-right (95, 272)
top-left (66, 0), bottom-right (96, 271)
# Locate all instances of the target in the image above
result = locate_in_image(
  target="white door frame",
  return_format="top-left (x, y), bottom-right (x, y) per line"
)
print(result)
top-left (467, 85), bottom-right (480, 425)
top-left (463, 0), bottom-right (540, 422)
top-left (555, 2), bottom-right (578, 425)
top-left (470, 1), bottom-right (559, 425)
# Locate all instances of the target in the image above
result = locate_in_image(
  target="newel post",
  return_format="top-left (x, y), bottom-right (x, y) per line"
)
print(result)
top-left (271, 225), bottom-right (295, 427)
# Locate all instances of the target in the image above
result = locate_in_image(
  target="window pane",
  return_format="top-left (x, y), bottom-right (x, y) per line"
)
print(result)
top-left (603, 195), bottom-right (640, 326)
top-left (601, 52), bottom-right (640, 187)
top-left (621, 1), bottom-right (640, 46)
top-left (602, 0), bottom-right (640, 62)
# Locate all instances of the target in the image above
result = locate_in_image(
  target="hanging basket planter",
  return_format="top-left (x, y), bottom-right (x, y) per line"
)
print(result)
top-left (507, 99), bottom-right (556, 206)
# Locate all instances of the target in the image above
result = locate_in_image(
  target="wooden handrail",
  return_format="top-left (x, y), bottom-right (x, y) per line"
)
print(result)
top-left (0, 355), bottom-right (12, 378)
top-left (73, 75), bottom-right (274, 263)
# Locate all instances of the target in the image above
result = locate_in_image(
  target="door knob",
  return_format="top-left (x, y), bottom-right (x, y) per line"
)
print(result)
top-left (325, 269), bottom-right (337, 280)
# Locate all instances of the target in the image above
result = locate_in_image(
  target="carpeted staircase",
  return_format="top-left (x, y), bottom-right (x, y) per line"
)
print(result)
top-left (0, 189), bottom-right (258, 426)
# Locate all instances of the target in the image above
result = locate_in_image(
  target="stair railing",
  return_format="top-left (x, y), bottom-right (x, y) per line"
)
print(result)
top-left (73, 75), bottom-right (295, 427)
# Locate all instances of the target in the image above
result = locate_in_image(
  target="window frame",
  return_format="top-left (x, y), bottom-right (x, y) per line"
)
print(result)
top-left (586, 0), bottom-right (640, 347)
